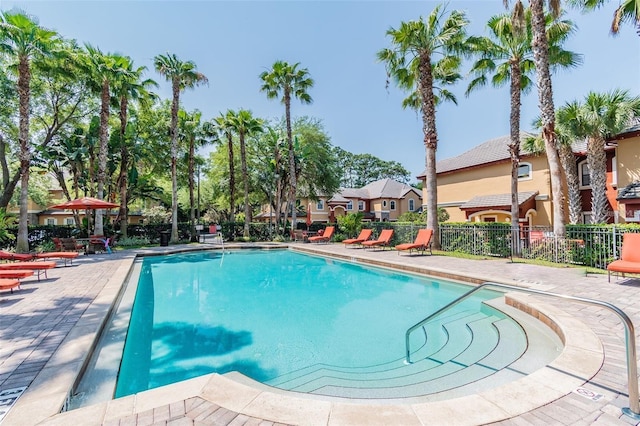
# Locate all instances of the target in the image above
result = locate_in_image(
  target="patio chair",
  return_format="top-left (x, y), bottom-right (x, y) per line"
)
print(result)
top-left (0, 261), bottom-right (57, 281)
top-left (308, 226), bottom-right (335, 244)
top-left (0, 250), bottom-right (35, 262)
top-left (395, 229), bottom-right (433, 256)
top-left (0, 270), bottom-right (34, 280)
top-left (607, 233), bottom-right (640, 282)
top-left (361, 229), bottom-right (394, 250)
top-left (0, 278), bottom-right (21, 293)
top-left (35, 251), bottom-right (80, 266)
top-left (343, 229), bottom-right (373, 247)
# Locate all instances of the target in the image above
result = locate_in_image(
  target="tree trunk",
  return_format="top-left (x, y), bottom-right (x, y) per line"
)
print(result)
top-left (118, 95), bottom-right (129, 238)
top-left (170, 78), bottom-right (180, 243)
top-left (418, 53), bottom-right (440, 249)
top-left (94, 79), bottom-right (110, 237)
top-left (285, 90), bottom-right (297, 232)
top-left (240, 133), bottom-right (251, 238)
top-left (189, 135), bottom-right (197, 242)
top-left (16, 57), bottom-right (31, 253)
top-left (558, 143), bottom-right (582, 224)
top-left (509, 60), bottom-right (522, 255)
top-left (227, 131), bottom-right (235, 238)
top-left (587, 135), bottom-right (609, 223)
top-left (530, 0), bottom-right (566, 236)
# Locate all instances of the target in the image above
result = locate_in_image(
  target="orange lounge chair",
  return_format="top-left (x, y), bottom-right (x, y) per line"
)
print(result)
top-left (395, 229), bottom-right (433, 255)
top-left (361, 229), bottom-right (394, 250)
top-left (0, 270), bottom-right (34, 280)
top-left (607, 233), bottom-right (640, 282)
top-left (0, 278), bottom-right (21, 293)
top-left (35, 251), bottom-right (80, 266)
top-left (0, 261), bottom-right (56, 281)
top-left (308, 226), bottom-right (335, 244)
top-left (0, 250), bottom-right (35, 262)
top-left (343, 229), bottom-right (373, 247)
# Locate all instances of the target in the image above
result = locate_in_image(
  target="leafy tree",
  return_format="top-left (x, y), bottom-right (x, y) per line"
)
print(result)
top-left (467, 8), bottom-right (580, 249)
top-left (154, 53), bottom-right (208, 243)
top-left (0, 10), bottom-right (60, 252)
top-left (260, 60), bottom-right (314, 233)
top-left (142, 205), bottom-right (170, 224)
top-left (333, 147), bottom-right (411, 187)
top-left (378, 4), bottom-right (469, 249)
top-left (578, 0), bottom-right (640, 34)
top-left (209, 111), bottom-right (238, 226)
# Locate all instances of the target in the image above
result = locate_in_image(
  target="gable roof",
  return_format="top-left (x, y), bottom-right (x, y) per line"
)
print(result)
top-left (418, 132), bottom-right (536, 177)
top-left (329, 178), bottom-right (421, 202)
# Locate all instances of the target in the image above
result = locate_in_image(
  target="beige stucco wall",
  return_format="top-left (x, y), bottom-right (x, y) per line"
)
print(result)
top-left (616, 135), bottom-right (640, 188)
top-left (424, 155), bottom-right (554, 226)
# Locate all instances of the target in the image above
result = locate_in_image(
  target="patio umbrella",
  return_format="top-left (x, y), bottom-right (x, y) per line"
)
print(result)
top-left (50, 197), bottom-right (119, 210)
top-left (50, 197), bottom-right (119, 235)
top-left (306, 203), bottom-right (312, 229)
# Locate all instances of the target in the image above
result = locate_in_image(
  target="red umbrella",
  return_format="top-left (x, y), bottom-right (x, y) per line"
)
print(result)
top-left (50, 197), bottom-right (119, 210)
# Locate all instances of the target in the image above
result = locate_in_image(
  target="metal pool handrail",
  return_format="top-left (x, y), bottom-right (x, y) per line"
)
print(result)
top-left (404, 282), bottom-right (640, 419)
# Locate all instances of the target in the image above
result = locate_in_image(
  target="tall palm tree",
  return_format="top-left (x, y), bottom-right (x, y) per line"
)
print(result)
top-left (467, 9), bottom-right (581, 249)
top-left (154, 53), bottom-right (208, 243)
top-left (212, 112), bottom-right (238, 229)
top-left (0, 11), bottom-right (59, 252)
top-left (112, 57), bottom-right (158, 238)
top-left (82, 44), bottom-right (129, 236)
top-left (259, 61), bottom-right (313, 233)
top-left (377, 4), bottom-right (469, 249)
top-left (559, 90), bottom-right (640, 223)
top-left (508, 0), bottom-right (567, 236)
top-left (227, 109), bottom-right (264, 238)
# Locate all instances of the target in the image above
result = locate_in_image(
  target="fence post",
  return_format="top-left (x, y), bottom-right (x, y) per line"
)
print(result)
top-left (613, 226), bottom-right (618, 260)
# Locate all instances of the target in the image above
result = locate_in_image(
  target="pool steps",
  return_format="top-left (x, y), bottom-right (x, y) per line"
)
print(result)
top-left (264, 300), bottom-right (560, 400)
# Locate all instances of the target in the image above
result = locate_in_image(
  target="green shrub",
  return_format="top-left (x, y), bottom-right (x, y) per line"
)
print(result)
top-left (117, 236), bottom-right (151, 247)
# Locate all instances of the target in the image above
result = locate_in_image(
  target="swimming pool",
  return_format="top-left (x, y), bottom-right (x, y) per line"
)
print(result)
top-left (70, 249), bottom-right (561, 408)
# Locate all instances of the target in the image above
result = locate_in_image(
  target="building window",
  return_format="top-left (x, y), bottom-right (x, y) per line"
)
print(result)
top-left (612, 155), bottom-right (617, 186)
top-left (65, 218), bottom-right (74, 225)
top-left (358, 201), bottom-right (364, 211)
top-left (46, 218), bottom-right (56, 225)
top-left (383, 200), bottom-right (387, 208)
top-left (346, 201), bottom-right (353, 210)
top-left (517, 162), bottom-right (532, 180)
top-left (316, 200), bottom-right (324, 210)
top-left (408, 199), bottom-right (415, 211)
top-left (579, 160), bottom-right (590, 188)
top-left (390, 200), bottom-right (396, 210)
top-left (582, 211), bottom-right (592, 224)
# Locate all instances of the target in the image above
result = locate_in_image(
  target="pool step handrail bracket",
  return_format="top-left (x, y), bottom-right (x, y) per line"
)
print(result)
top-left (404, 282), bottom-right (640, 420)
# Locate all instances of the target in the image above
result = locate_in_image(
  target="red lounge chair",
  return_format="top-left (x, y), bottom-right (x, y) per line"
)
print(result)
top-left (0, 278), bottom-right (21, 293)
top-left (343, 229), bottom-right (373, 247)
top-left (361, 229), bottom-right (394, 250)
top-left (395, 229), bottom-right (433, 255)
top-left (0, 251), bottom-right (35, 262)
top-left (308, 226), bottom-right (335, 244)
top-left (0, 270), bottom-right (34, 280)
top-left (0, 261), bottom-right (57, 281)
top-left (35, 251), bottom-right (80, 266)
top-left (607, 233), bottom-right (640, 282)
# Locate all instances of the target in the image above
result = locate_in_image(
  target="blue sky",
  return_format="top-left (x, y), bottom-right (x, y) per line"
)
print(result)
top-left (2, 1), bottom-right (639, 180)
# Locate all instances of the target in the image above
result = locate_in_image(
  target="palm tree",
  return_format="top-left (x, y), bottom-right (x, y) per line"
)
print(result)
top-left (377, 4), bottom-right (469, 249)
top-left (112, 57), bottom-right (158, 238)
top-left (508, 0), bottom-right (567, 236)
top-left (227, 109), bottom-right (264, 238)
top-left (259, 61), bottom-right (314, 233)
top-left (578, 0), bottom-right (640, 34)
top-left (212, 112), bottom-right (238, 229)
top-left (0, 11), bottom-right (59, 252)
top-left (559, 90), bottom-right (640, 223)
top-left (82, 44), bottom-right (129, 236)
top-left (467, 9), bottom-right (581, 250)
top-left (154, 53), bottom-right (208, 243)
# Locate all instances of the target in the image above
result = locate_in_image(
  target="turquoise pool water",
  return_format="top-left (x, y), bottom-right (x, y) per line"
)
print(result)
top-left (114, 249), bottom-right (504, 398)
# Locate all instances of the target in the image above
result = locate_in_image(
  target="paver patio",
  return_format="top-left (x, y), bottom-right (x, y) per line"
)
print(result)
top-left (1, 243), bottom-right (639, 425)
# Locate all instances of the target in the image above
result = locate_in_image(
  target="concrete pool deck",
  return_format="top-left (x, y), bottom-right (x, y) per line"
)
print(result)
top-left (0, 242), bottom-right (639, 425)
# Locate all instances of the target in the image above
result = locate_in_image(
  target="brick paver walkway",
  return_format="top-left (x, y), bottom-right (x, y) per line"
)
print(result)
top-left (1, 243), bottom-right (640, 425)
